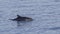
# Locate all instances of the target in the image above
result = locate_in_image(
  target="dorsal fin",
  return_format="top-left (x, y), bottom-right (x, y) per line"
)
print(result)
top-left (17, 15), bottom-right (21, 18)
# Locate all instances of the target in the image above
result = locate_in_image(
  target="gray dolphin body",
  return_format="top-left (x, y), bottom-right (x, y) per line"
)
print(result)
top-left (10, 15), bottom-right (33, 22)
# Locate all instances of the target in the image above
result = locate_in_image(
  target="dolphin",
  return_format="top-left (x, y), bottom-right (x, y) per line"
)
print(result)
top-left (9, 15), bottom-right (33, 22)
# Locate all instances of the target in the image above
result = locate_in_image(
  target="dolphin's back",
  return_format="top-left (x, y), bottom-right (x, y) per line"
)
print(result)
top-left (9, 15), bottom-right (33, 21)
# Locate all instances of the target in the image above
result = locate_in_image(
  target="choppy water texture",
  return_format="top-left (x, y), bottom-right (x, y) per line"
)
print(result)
top-left (0, 0), bottom-right (60, 34)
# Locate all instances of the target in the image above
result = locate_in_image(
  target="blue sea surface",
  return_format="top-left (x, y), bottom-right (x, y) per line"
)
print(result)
top-left (0, 0), bottom-right (60, 34)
